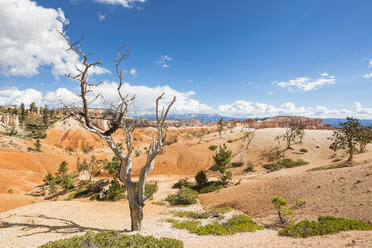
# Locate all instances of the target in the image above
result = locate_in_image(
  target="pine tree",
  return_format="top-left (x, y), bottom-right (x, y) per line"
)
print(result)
top-left (20, 103), bottom-right (25, 123)
top-left (211, 144), bottom-right (232, 173)
top-left (43, 104), bottom-right (49, 128)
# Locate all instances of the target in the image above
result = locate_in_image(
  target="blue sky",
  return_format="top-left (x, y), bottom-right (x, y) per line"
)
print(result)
top-left (1, 0), bottom-right (372, 118)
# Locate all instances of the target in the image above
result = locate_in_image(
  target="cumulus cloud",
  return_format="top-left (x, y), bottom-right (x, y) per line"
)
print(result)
top-left (363, 73), bottom-right (372, 79)
top-left (0, 87), bottom-right (43, 106)
top-left (0, 82), bottom-right (214, 114)
top-left (0, 0), bottom-right (109, 77)
top-left (274, 73), bottom-right (336, 92)
top-left (130, 68), bottom-right (137, 76)
top-left (2, 84), bottom-right (372, 118)
top-left (94, 0), bottom-right (146, 8)
top-left (156, 55), bottom-right (172, 68)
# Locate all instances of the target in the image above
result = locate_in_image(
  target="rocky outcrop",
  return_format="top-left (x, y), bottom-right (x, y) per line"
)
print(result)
top-left (241, 116), bottom-right (333, 130)
top-left (0, 114), bottom-right (19, 128)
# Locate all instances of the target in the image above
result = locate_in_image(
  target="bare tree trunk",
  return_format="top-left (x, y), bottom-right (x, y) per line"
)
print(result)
top-left (130, 205), bottom-right (143, 231)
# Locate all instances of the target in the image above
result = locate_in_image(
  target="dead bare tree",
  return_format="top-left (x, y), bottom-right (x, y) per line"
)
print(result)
top-left (217, 117), bottom-right (224, 138)
top-left (241, 128), bottom-right (255, 150)
top-left (59, 27), bottom-right (176, 231)
top-left (197, 127), bottom-right (207, 144)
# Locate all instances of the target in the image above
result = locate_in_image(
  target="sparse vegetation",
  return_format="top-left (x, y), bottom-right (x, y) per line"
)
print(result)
top-left (245, 161), bottom-right (255, 172)
top-left (172, 178), bottom-right (193, 189)
top-left (167, 214), bottom-right (264, 235)
top-left (170, 210), bottom-right (211, 219)
top-left (275, 126), bottom-right (303, 150)
top-left (279, 216), bottom-right (372, 237)
top-left (263, 158), bottom-right (309, 171)
top-left (299, 148), bottom-right (308, 153)
top-left (37, 231), bottom-right (183, 248)
top-left (231, 161), bottom-right (243, 167)
top-left (166, 187), bottom-right (198, 206)
top-left (272, 195), bottom-right (295, 224)
top-left (209, 145), bottom-right (218, 151)
top-left (227, 139), bottom-right (233, 143)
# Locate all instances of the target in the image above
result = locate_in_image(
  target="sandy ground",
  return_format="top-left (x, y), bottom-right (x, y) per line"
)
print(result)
top-left (1, 126), bottom-right (372, 247)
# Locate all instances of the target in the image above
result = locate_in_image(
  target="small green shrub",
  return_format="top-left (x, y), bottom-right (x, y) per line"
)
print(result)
top-left (166, 187), bottom-right (198, 206)
top-left (272, 195), bottom-right (294, 224)
top-left (37, 231), bottom-right (183, 248)
top-left (295, 198), bottom-right (307, 208)
top-left (220, 170), bottom-right (232, 185)
top-left (61, 174), bottom-right (75, 190)
top-left (209, 207), bottom-right (233, 215)
top-left (171, 210), bottom-right (211, 219)
top-left (264, 159), bottom-right (309, 171)
top-left (209, 145), bottom-right (218, 151)
top-left (231, 161), bottom-right (243, 167)
top-left (165, 139), bottom-right (178, 146)
top-left (48, 179), bottom-right (58, 194)
top-left (245, 161), bottom-right (255, 172)
top-left (101, 177), bottom-right (126, 201)
top-left (227, 139), bottom-right (233, 143)
top-left (152, 201), bottom-right (166, 206)
top-left (332, 158), bottom-right (343, 162)
top-left (199, 181), bottom-right (224, 194)
top-left (43, 172), bottom-right (54, 185)
top-left (8, 189), bottom-right (13, 194)
top-left (195, 170), bottom-right (208, 188)
top-left (167, 214), bottom-right (264, 236)
top-left (279, 216), bottom-right (372, 237)
top-left (299, 149), bottom-right (308, 153)
top-left (172, 178), bottom-right (193, 189)
top-left (65, 186), bottom-right (89, 201)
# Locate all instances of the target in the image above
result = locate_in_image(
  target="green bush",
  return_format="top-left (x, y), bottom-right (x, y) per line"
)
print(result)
top-left (166, 187), bottom-right (198, 206)
top-left (231, 161), bottom-right (243, 167)
top-left (43, 172), bottom-right (54, 185)
top-left (332, 158), bottom-right (343, 162)
top-left (167, 214), bottom-right (264, 236)
top-left (245, 161), bottom-right (255, 172)
top-left (195, 170), bottom-right (208, 188)
top-left (61, 174), bottom-right (75, 190)
top-left (171, 210), bottom-right (211, 219)
top-left (209, 207), bottom-right (233, 215)
top-left (101, 177), bottom-right (126, 201)
top-left (227, 139), bottom-right (233, 143)
top-left (209, 145), bottom-right (218, 151)
top-left (172, 178), bottom-right (193, 189)
top-left (279, 216), bottom-right (372, 238)
top-left (299, 149), bottom-right (308, 153)
top-left (37, 231), bottom-right (183, 248)
top-left (65, 186), bottom-right (90, 201)
top-left (199, 181), bottom-right (224, 194)
top-left (264, 158), bottom-right (309, 171)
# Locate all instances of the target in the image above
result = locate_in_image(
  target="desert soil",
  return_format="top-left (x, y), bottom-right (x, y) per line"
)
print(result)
top-left (0, 126), bottom-right (371, 247)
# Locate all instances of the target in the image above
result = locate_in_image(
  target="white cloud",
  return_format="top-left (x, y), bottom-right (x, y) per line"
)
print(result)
top-left (267, 92), bottom-right (274, 95)
top-left (320, 72), bottom-right (329, 77)
top-left (274, 74), bottom-right (336, 92)
top-left (98, 13), bottom-right (106, 21)
top-left (156, 55), bottom-right (172, 68)
top-left (2, 85), bottom-right (372, 119)
top-left (94, 0), bottom-right (146, 8)
top-left (130, 68), bottom-right (137, 76)
top-left (0, 87), bottom-right (43, 106)
top-left (363, 73), bottom-right (372, 79)
top-left (0, 0), bottom-right (109, 77)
